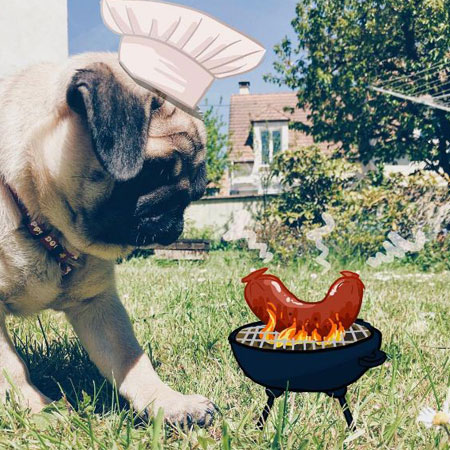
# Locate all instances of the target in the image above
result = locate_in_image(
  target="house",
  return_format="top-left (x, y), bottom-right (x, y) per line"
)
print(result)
top-left (185, 82), bottom-right (444, 233)
top-left (225, 81), bottom-right (331, 195)
top-left (223, 81), bottom-right (430, 195)
top-left (0, 0), bottom-right (68, 79)
top-left (185, 83), bottom-right (333, 233)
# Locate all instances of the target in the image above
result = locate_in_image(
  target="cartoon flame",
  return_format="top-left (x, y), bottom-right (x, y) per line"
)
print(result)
top-left (259, 303), bottom-right (277, 340)
top-left (259, 305), bottom-right (345, 345)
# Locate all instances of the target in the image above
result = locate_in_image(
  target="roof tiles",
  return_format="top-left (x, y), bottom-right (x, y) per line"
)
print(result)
top-left (229, 91), bottom-right (330, 160)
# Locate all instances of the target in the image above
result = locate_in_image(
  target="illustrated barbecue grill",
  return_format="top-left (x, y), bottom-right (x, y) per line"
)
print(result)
top-left (229, 319), bottom-right (386, 430)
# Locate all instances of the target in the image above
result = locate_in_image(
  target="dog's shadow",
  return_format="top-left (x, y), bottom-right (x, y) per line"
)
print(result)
top-left (13, 332), bottom-right (132, 416)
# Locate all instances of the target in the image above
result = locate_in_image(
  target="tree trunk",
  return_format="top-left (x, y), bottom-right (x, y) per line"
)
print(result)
top-left (401, 8), bottom-right (418, 61)
top-left (435, 110), bottom-right (450, 179)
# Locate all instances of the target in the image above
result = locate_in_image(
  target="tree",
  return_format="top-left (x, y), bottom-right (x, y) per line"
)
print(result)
top-left (265, 0), bottom-right (450, 180)
top-left (202, 103), bottom-right (230, 195)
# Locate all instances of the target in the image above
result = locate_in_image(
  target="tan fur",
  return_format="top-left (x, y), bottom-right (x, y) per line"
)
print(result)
top-left (0, 53), bottom-right (214, 425)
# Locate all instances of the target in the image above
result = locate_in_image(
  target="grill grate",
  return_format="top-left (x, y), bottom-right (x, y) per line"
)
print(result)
top-left (235, 322), bottom-right (371, 351)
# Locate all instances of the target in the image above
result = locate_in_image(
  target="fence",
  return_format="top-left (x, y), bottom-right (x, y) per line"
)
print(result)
top-left (184, 193), bottom-right (276, 237)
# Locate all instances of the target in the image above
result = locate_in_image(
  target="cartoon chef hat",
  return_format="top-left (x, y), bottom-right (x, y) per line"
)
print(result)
top-left (101, 0), bottom-right (266, 110)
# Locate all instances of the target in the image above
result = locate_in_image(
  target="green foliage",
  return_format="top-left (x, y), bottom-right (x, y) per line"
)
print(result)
top-left (266, 0), bottom-right (450, 179)
top-left (202, 103), bottom-right (230, 194)
top-left (258, 146), bottom-right (355, 259)
top-left (259, 146), bottom-right (450, 267)
top-left (181, 219), bottom-right (218, 241)
top-left (328, 172), bottom-right (450, 266)
top-left (403, 234), bottom-right (450, 271)
top-left (268, 146), bottom-right (356, 228)
top-left (180, 219), bottom-right (243, 251)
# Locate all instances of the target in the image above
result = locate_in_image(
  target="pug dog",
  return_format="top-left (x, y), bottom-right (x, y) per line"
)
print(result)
top-left (0, 52), bottom-right (215, 426)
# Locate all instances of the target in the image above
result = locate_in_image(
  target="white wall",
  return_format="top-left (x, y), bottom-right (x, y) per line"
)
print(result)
top-left (185, 195), bottom-right (266, 237)
top-left (0, 0), bottom-right (68, 78)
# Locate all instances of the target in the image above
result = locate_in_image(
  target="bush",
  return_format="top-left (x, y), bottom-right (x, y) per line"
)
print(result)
top-left (257, 146), bottom-right (354, 258)
top-left (180, 219), bottom-right (240, 251)
top-left (267, 146), bottom-right (356, 228)
top-left (180, 219), bottom-right (217, 241)
top-left (258, 146), bottom-right (450, 268)
top-left (403, 234), bottom-right (450, 271)
top-left (329, 172), bottom-right (450, 261)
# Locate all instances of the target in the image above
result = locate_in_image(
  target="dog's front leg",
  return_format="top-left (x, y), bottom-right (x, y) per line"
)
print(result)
top-left (64, 289), bottom-right (215, 426)
top-left (0, 310), bottom-right (52, 412)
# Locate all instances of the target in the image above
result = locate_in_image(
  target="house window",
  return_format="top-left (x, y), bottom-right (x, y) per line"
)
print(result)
top-left (261, 130), bottom-right (270, 164)
top-left (232, 161), bottom-right (253, 179)
top-left (254, 121), bottom-right (288, 166)
top-left (272, 130), bottom-right (281, 155)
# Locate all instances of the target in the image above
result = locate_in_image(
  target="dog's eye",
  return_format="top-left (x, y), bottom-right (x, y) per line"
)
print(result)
top-left (90, 170), bottom-right (106, 182)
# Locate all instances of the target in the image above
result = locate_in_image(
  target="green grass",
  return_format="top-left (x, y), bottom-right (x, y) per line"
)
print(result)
top-left (1, 250), bottom-right (449, 449)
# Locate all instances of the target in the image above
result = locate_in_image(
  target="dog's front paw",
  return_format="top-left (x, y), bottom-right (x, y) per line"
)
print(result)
top-left (0, 385), bottom-right (53, 414)
top-left (142, 389), bottom-right (216, 428)
top-left (27, 392), bottom-right (54, 414)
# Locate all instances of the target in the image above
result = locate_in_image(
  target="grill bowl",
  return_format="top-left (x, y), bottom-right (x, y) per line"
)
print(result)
top-left (229, 319), bottom-right (386, 393)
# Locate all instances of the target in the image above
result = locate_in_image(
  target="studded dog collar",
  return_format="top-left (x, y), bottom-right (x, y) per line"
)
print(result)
top-left (4, 182), bottom-right (80, 277)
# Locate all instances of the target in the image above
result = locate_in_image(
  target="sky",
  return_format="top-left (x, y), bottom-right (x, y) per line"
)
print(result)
top-left (68, 0), bottom-right (298, 126)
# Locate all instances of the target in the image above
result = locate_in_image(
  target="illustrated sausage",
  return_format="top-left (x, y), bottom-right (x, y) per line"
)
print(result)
top-left (241, 268), bottom-right (365, 341)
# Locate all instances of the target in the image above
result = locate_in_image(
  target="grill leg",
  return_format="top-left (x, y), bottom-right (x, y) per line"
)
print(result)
top-left (326, 388), bottom-right (356, 431)
top-left (256, 388), bottom-right (284, 430)
top-left (337, 395), bottom-right (356, 431)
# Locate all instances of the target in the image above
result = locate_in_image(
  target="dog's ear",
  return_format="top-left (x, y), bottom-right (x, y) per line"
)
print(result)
top-left (66, 63), bottom-right (149, 181)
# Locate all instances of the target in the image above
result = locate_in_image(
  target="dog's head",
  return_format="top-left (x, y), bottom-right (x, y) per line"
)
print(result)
top-left (37, 54), bottom-right (206, 260)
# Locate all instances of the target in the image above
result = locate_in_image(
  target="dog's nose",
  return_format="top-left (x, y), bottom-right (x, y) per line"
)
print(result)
top-left (129, 159), bottom-right (175, 195)
top-left (135, 185), bottom-right (191, 218)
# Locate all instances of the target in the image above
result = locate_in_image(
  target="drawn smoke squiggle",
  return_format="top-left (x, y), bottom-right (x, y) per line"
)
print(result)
top-left (306, 213), bottom-right (335, 273)
top-left (223, 210), bottom-right (273, 263)
top-left (366, 231), bottom-right (426, 268)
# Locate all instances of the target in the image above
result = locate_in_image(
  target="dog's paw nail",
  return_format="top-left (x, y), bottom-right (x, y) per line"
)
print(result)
top-left (149, 392), bottom-right (216, 428)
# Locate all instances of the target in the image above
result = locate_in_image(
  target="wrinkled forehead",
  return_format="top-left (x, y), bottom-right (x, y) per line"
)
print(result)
top-left (107, 61), bottom-right (206, 161)
top-left (145, 101), bottom-right (206, 161)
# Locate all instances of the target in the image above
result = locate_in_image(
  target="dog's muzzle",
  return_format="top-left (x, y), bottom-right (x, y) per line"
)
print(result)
top-left (133, 208), bottom-right (185, 246)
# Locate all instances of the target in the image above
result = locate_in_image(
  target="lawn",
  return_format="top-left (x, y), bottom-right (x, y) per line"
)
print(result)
top-left (0, 250), bottom-right (449, 449)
